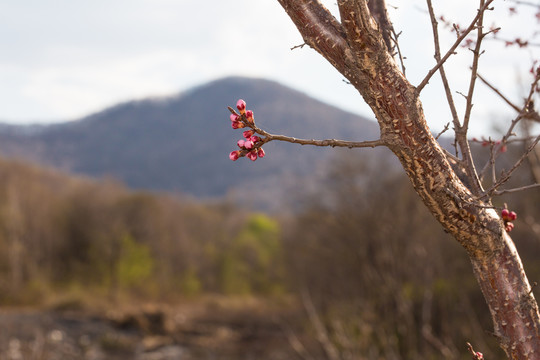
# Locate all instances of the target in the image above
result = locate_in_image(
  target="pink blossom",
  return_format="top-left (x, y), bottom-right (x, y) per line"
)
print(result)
top-left (257, 148), bottom-right (266, 158)
top-left (250, 135), bottom-right (261, 143)
top-left (243, 130), bottom-right (255, 139)
top-left (236, 99), bottom-right (246, 114)
top-left (230, 113), bottom-right (239, 122)
top-left (244, 140), bottom-right (254, 150)
top-left (247, 151), bottom-right (258, 161)
top-left (237, 139), bottom-right (245, 148)
top-left (229, 151), bottom-right (240, 161)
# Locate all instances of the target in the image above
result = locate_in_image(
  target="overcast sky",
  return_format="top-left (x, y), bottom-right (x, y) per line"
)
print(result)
top-left (0, 0), bottom-right (537, 136)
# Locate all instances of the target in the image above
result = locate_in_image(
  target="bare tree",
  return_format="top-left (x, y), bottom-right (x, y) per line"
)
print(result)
top-left (228, 0), bottom-right (540, 358)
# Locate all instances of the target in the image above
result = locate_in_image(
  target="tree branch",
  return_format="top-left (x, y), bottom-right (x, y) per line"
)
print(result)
top-left (416, 0), bottom-right (495, 93)
top-left (276, 0), bottom-right (352, 74)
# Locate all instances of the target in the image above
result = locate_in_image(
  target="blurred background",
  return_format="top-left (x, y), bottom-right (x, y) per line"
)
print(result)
top-left (0, 1), bottom-right (538, 359)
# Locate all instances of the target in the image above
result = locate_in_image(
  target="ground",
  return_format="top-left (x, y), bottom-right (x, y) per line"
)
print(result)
top-left (0, 297), bottom-right (304, 360)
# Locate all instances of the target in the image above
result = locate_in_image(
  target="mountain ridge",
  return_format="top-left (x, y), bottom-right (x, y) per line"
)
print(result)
top-left (0, 77), bottom-right (383, 207)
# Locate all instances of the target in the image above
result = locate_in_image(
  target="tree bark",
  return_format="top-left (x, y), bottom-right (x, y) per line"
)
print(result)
top-left (276, 0), bottom-right (540, 357)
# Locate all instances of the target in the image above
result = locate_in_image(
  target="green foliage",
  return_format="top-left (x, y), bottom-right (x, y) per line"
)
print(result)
top-left (116, 234), bottom-right (154, 291)
top-left (220, 214), bottom-right (285, 295)
top-left (180, 266), bottom-right (202, 297)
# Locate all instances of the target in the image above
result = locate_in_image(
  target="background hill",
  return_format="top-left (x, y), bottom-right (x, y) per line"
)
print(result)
top-left (0, 77), bottom-right (382, 207)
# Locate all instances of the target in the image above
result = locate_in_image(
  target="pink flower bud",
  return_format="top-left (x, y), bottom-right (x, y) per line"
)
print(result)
top-left (499, 145), bottom-right (507, 153)
top-left (229, 150), bottom-right (240, 161)
top-left (231, 121), bottom-right (245, 129)
top-left (245, 110), bottom-right (254, 123)
top-left (250, 135), bottom-right (261, 143)
top-left (236, 99), bottom-right (246, 114)
top-left (237, 139), bottom-right (245, 148)
top-left (505, 222), bottom-right (514, 232)
top-left (243, 130), bottom-right (255, 139)
top-left (509, 211), bottom-right (517, 221)
top-left (257, 148), bottom-right (266, 158)
top-left (244, 140), bottom-right (254, 150)
top-left (247, 151), bottom-right (258, 161)
top-left (501, 208), bottom-right (510, 219)
top-left (230, 113), bottom-right (239, 122)
top-left (476, 352), bottom-right (484, 360)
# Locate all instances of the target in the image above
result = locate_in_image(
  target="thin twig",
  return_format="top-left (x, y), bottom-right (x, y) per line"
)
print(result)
top-left (260, 131), bottom-right (387, 149)
top-left (391, 28), bottom-right (407, 75)
top-left (416, 0), bottom-right (494, 93)
top-left (435, 122), bottom-right (451, 140)
top-left (491, 183), bottom-right (540, 196)
top-left (426, 0), bottom-right (461, 128)
top-left (425, 0), bottom-right (485, 196)
top-left (479, 71), bottom-right (540, 180)
top-left (477, 73), bottom-right (522, 113)
top-left (228, 106), bottom-right (387, 149)
top-left (462, 0), bottom-right (488, 132)
top-left (482, 134), bottom-right (540, 199)
top-left (291, 43), bottom-right (307, 50)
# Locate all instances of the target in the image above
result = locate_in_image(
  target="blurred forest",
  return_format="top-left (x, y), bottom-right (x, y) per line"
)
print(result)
top-left (0, 146), bottom-right (538, 359)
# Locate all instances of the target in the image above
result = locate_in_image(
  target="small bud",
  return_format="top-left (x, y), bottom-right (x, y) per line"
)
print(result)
top-left (476, 352), bottom-right (484, 360)
top-left (245, 110), bottom-right (254, 123)
top-left (509, 211), bottom-right (517, 221)
top-left (229, 150), bottom-right (240, 161)
top-left (231, 121), bottom-right (245, 129)
top-left (250, 135), bottom-right (261, 143)
top-left (257, 148), bottom-right (266, 158)
top-left (502, 208), bottom-right (510, 220)
top-left (236, 99), bottom-right (246, 114)
top-left (243, 130), bottom-right (255, 139)
top-left (505, 222), bottom-right (514, 232)
top-left (237, 139), bottom-right (245, 148)
top-left (499, 145), bottom-right (507, 153)
top-left (247, 151), bottom-right (258, 161)
top-left (244, 140), bottom-right (254, 150)
top-left (230, 113), bottom-right (239, 122)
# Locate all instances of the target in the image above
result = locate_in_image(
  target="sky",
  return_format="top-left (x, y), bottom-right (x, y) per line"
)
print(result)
top-left (0, 0), bottom-right (538, 136)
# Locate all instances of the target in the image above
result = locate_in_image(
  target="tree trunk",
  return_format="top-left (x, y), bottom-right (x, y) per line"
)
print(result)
top-left (276, 0), bottom-right (540, 357)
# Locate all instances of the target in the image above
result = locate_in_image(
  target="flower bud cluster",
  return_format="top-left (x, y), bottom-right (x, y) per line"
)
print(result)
top-left (501, 208), bottom-right (517, 232)
top-left (471, 137), bottom-right (507, 153)
top-left (228, 99), bottom-right (266, 162)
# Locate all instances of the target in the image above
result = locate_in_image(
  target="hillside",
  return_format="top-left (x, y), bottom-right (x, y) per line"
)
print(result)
top-left (0, 77), bottom-right (382, 206)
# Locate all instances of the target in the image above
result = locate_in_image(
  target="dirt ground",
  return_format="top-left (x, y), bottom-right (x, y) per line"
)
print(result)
top-left (0, 297), bottom-right (305, 360)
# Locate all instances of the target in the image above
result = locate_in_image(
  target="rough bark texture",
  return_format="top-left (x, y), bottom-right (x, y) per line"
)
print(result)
top-left (276, 0), bottom-right (540, 358)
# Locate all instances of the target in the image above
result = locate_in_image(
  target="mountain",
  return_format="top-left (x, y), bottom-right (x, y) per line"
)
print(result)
top-left (0, 77), bottom-right (382, 207)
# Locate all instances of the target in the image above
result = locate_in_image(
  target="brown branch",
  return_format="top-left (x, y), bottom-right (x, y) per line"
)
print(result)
top-left (391, 28), bottom-right (407, 75)
top-left (491, 183), bottom-right (540, 196)
top-left (367, 0), bottom-right (393, 52)
top-left (260, 131), bottom-right (387, 149)
top-left (477, 73), bottom-right (522, 113)
top-left (274, 1), bottom-right (540, 356)
top-left (228, 106), bottom-right (386, 149)
top-left (482, 133), bottom-right (540, 199)
top-left (416, 0), bottom-right (495, 93)
top-left (276, 0), bottom-right (351, 75)
top-left (425, 0), bottom-right (485, 196)
top-left (479, 69), bottom-right (540, 181)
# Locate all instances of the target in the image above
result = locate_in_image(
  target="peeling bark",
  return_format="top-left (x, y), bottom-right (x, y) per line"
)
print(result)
top-left (276, 0), bottom-right (540, 357)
